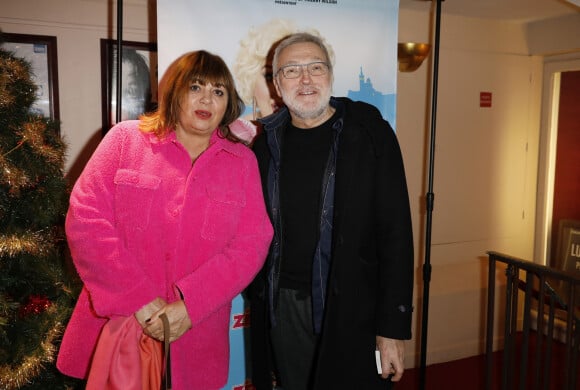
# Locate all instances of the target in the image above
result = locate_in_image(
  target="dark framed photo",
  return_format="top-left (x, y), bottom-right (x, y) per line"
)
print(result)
top-left (556, 220), bottom-right (580, 273)
top-left (100, 39), bottom-right (158, 134)
top-left (554, 219), bottom-right (580, 303)
top-left (1, 33), bottom-right (60, 121)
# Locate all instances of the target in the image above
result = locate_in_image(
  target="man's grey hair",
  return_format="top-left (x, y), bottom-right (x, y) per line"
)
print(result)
top-left (273, 32), bottom-right (333, 75)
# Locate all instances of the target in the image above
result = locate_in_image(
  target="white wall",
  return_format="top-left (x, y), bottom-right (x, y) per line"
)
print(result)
top-left (397, 9), bottom-right (543, 366)
top-left (2, 0), bottom-right (578, 370)
top-left (526, 13), bottom-right (580, 55)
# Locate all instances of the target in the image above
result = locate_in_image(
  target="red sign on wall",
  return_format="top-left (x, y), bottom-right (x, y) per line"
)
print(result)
top-left (480, 91), bottom-right (492, 108)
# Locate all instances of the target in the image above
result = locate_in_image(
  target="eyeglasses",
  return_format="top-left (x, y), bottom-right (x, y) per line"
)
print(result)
top-left (276, 61), bottom-right (330, 79)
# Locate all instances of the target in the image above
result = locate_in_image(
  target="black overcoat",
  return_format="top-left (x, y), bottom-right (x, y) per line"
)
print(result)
top-left (248, 97), bottom-right (414, 389)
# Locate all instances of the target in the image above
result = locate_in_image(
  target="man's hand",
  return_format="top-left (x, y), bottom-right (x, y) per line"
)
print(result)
top-left (376, 336), bottom-right (405, 381)
top-left (143, 300), bottom-right (192, 343)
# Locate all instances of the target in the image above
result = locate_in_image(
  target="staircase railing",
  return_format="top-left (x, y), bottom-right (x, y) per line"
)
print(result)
top-left (485, 251), bottom-right (580, 390)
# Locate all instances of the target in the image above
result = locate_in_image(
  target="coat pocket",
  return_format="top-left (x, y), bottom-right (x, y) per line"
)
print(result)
top-left (114, 169), bottom-right (161, 231)
top-left (201, 183), bottom-right (246, 241)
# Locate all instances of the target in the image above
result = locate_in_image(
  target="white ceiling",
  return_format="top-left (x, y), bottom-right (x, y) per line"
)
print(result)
top-left (399, 0), bottom-right (580, 23)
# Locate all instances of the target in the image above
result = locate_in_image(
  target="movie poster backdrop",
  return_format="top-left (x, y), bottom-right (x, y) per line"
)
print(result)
top-left (157, 1), bottom-right (399, 388)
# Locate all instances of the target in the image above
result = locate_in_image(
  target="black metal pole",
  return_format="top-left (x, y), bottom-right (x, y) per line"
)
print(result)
top-left (419, 0), bottom-right (442, 389)
top-left (115, 0), bottom-right (123, 124)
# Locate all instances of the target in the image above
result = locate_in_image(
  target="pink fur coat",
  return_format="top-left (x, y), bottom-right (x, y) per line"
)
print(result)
top-left (57, 121), bottom-right (273, 389)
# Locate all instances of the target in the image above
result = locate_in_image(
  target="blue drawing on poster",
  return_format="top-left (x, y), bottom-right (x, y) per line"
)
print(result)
top-left (347, 67), bottom-right (396, 129)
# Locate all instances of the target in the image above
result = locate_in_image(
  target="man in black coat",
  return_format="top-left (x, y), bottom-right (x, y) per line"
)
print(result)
top-left (248, 32), bottom-right (414, 390)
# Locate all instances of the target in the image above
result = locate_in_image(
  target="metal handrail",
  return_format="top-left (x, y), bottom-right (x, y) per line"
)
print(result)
top-left (485, 251), bottom-right (580, 390)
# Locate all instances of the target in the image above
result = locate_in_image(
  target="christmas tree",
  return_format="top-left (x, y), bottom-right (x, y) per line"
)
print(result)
top-left (0, 34), bottom-right (82, 389)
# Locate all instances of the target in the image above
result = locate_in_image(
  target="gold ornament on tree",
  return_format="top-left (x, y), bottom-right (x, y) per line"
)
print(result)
top-left (0, 56), bottom-right (31, 110)
top-left (21, 119), bottom-right (65, 166)
top-left (0, 230), bottom-right (51, 257)
top-left (0, 321), bottom-right (63, 390)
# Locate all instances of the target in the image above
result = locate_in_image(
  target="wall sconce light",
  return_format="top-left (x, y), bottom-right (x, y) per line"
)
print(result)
top-left (397, 42), bottom-right (431, 72)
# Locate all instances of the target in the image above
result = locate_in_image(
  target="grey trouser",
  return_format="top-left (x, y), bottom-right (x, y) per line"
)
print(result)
top-left (270, 288), bottom-right (320, 390)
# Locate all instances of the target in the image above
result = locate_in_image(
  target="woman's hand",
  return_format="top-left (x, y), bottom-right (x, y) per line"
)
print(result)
top-left (134, 297), bottom-right (167, 328)
top-left (144, 300), bottom-right (192, 343)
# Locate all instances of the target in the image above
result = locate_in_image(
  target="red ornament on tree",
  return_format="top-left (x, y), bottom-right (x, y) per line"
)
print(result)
top-left (20, 294), bottom-right (52, 316)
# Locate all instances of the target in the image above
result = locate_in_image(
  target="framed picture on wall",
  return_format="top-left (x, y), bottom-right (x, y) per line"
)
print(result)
top-left (555, 219), bottom-right (580, 303)
top-left (556, 220), bottom-right (580, 273)
top-left (1, 33), bottom-right (60, 121)
top-left (100, 39), bottom-right (158, 134)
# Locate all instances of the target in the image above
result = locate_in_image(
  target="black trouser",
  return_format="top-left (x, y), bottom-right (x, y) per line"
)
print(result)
top-left (270, 288), bottom-right (320, 390)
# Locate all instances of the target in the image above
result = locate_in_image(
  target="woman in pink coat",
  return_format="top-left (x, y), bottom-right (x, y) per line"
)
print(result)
top-left (57, 50), bottom-right (273, 389)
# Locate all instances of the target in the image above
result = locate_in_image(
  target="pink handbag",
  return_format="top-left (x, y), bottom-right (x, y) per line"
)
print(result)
top-left (86, 315), bottom-right (165, 390)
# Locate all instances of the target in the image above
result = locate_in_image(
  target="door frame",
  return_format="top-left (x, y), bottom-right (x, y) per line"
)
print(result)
top-left (535, 54), bottom-right (580, 265)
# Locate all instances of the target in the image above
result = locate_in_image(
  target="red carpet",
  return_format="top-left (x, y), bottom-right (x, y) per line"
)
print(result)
top-left (396, 333), bottom-right (574, 390)
top-left (396, 354), bottom-right (490, 390)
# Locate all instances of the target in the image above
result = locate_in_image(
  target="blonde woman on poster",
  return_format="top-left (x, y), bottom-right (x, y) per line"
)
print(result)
top-left (233, 19), bottom-right (295, 121)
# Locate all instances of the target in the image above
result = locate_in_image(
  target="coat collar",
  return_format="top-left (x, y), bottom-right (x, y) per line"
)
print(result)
top-left (148, 127), bottom-right (245, 157)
